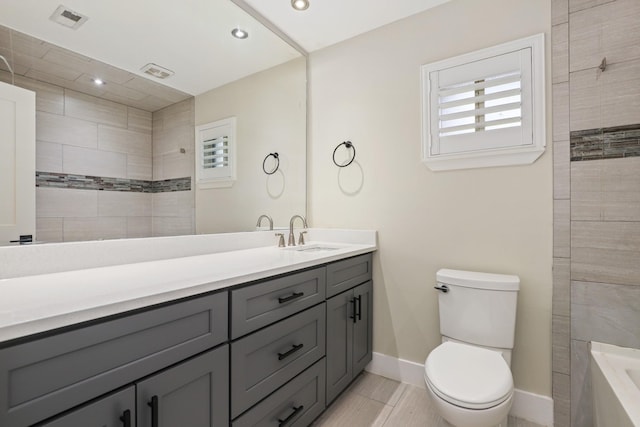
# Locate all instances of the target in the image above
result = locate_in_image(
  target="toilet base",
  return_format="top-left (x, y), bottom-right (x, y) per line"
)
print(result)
top-left (425, 380), bottom-right (513, 427)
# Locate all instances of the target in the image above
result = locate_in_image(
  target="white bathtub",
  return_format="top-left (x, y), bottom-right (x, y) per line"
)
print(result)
top-left (590, 342), bottom-right (640, 427)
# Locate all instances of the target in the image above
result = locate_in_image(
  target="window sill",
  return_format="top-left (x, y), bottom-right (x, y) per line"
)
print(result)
top-left (197, 179), bottom-right (235, 189)
top-left (423, 145), bottom-right (545, 171)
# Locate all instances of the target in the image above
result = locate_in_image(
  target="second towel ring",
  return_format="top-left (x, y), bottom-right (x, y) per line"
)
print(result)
top-left (263, 152), bottom-right (280, 175)
top-left (333, 141), bottom-right (356, 167)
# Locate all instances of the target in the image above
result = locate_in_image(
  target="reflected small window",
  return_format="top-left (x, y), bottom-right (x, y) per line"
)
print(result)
top-left (195, 117), bottom-right (236, 188)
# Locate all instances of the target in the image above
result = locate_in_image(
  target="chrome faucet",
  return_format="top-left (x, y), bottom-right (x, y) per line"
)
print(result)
top-left (288, 215), bottom-right (307, 246)
top-left (256, 214), bottom-right (273, 230)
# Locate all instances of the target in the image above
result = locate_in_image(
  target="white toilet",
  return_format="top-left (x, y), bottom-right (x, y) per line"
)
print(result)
top-left (424, 269), bottom-right (520, 427)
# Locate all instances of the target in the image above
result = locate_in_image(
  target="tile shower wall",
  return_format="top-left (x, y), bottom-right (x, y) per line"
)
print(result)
top-left (17, 75), bottom-right (155, 242)
top-left (151, 98), bottom-right (195, 237)
top-left (552, 0), bottom-right (640, 426)
top-left (1, 71), bottom-right (194, 242)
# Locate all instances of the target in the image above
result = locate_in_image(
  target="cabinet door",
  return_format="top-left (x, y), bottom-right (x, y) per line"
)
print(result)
top-left (325, 289), bottom-right (354, 404)
top-left (352, 281), bottom-right (373, 375)
top-left (38, 387), bottom-right (134, 427)
top-left (137, 345), bottom-right (229, 427)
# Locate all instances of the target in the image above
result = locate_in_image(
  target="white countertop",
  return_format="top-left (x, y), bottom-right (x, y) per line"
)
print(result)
top-left (0, 239), bottom-right (375, 344)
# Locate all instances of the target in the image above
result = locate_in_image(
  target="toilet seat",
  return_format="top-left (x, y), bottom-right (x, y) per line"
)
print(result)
top-left (425, 341), bottom-right (513, 410)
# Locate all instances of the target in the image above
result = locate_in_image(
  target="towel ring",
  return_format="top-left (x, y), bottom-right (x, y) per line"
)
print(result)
top-left (332, 141), bottom-right (356, 167)
top-left (262, 152), bottom-right (280, 175)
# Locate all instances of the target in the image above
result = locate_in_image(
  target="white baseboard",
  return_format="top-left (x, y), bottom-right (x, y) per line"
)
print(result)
top-left (366, 352), bottom-right (554, 427)
top-left (366, 351), bottom-right (427, 389)
top-left (510, 388), bottom-right (554, 427)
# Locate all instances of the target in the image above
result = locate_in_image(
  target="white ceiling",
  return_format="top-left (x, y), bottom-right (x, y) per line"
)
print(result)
top-left (244, 0), bottom-right (451, 52)
top-left (0, 0), bottom-right (450, 96)
top-left (0, 0), bottom-right (300, 95)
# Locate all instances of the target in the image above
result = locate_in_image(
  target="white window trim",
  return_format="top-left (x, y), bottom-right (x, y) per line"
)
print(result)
top-left (195, 117), bottom-right (237, 189)
top-left (421, 33), bottom-right (546, 171)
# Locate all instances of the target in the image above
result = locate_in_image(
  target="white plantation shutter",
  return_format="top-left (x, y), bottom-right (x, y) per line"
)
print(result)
top-left (196, 117), bottom-right (236, 188)
top-left (202, 136), bottom-right (229, 169)
top-left (421, 34), bottom-right (545, 171)
top-left (437, 71), bottom-right (523, 137)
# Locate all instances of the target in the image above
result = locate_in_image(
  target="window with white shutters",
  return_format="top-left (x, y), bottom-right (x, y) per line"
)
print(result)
top-left (203, 136), bottom-right (229, 169)
top-left (195, 117), bottom-right (236, 188)
top-left (421, 34), bottom-right (545, 171)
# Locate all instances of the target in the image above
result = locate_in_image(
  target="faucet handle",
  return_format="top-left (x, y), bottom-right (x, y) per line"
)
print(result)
top-left (298, 231), bottom-right (307, 245)
top-left (275, 233), bottom-right (285, 247)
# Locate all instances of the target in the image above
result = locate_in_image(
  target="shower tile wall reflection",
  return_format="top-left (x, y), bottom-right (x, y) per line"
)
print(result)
top-left (0, 69), bottom-right (196, 243)
top-left (151, 98), bottom-right (195, 237)
top-left (29, 80), bottom-right (153, 242)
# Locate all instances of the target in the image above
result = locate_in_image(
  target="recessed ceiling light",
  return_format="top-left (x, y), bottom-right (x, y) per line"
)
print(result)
top-left (231, 27), bottom-right (249, 39)
top-left (92, 78), bottom-right (105, 86)
top-left (291, 0), bottom-right (309, 11)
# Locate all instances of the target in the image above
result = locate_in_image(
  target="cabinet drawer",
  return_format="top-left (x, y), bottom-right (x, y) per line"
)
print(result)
top-left (326, 253), bottom-right (372, 297)
top-left (0, 292), bottom-right (228, 427)
top-left (232, 358), bottom-right (326, 427)
top-left (231, 303), bottom-right (325, 418)
top-left (231, 267), bottom-right (326, 339)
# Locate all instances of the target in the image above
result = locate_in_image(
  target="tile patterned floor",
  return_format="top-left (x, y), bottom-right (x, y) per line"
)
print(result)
top-left (313, 372), bottom-right (547, 427)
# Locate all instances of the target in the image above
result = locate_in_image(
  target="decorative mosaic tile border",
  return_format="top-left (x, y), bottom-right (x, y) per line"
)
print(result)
top-left (36, 172), bottom-right (191, 193)
top-left (152, 177), bottom-right (191, 193)
top-left (570, 124), bottom-right (640, 161)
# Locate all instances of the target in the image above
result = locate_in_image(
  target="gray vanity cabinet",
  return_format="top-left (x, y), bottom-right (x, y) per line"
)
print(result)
top-left (0, 292), bottom-right (228, 427)
top-left (326, 281), bottom-right (373, 404)
top-left (1, 251), bottom-right (375, 427)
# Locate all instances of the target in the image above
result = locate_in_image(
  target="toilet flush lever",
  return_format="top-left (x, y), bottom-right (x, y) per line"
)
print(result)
top-left (434, 284), bottom-right (449, 293)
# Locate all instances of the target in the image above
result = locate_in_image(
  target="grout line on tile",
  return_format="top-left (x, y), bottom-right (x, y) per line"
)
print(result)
top-left (386, 382), bottom-right (408, 407)
top-left (371, 404), bottom-right (394, 427)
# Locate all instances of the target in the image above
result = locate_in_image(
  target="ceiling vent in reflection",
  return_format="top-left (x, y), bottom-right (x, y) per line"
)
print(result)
top-left (49, 5), bottom-right (89, 30)
top-left (140, 63), bottom-right (175, 80)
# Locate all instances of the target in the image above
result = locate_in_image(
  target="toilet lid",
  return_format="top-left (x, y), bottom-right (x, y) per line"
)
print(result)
top-left (425, 341), bottom-right (513, 410)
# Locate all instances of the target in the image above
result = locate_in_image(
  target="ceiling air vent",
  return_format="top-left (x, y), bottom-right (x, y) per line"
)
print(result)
top-left (140, 63), bottom-right (175, 80)
top-left (49, 5), bottom-right (88, 30)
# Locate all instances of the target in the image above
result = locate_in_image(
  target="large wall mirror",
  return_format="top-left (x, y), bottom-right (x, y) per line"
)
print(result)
top-left (0, 0), bottom-right (306, 244)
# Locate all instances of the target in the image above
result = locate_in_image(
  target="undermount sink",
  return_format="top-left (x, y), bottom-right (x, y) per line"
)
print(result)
top-left (283, 243), bottom-right (341, 253)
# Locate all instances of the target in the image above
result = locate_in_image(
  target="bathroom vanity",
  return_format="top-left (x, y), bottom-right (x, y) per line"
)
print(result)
top-left (0, 233), bottom-right (374, 427)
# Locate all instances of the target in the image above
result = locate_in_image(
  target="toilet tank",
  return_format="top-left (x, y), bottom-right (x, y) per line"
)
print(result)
top-left (436, 269), bottom-right (520, 349)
